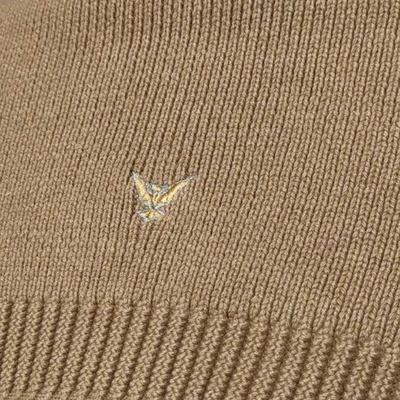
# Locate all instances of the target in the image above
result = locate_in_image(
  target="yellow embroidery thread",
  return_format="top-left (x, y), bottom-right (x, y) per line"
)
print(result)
top-left (131, 172), bottom-right (195, 222)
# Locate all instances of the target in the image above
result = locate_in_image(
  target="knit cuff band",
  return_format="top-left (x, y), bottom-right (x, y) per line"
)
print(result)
top-left (0, 298), bottom-right (399, 400)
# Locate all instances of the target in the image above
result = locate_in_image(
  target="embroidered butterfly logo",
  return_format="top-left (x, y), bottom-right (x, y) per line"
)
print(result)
top-left (131, 172), bottom-right (195, 222)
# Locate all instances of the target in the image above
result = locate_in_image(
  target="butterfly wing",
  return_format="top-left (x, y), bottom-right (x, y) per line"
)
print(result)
top-left (156, 176), bottom-right (195, 206)
top-left (132, 172), bottom-right (152, 206)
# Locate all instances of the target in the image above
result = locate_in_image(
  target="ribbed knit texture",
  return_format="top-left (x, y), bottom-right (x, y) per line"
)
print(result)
top-left (1, 0), bottom-right (400, 398)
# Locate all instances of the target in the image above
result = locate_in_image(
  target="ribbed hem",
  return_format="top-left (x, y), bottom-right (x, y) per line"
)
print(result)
top-left (0, 299), bottom-right (399, 400)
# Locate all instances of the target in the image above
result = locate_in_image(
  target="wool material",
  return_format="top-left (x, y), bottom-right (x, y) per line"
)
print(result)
top-left (0, 0), bottom-right (400, 399)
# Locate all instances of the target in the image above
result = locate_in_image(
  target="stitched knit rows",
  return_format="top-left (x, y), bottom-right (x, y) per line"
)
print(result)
top-left (0, 299), bottom-right (399, 400)
top-left (0, 0), bottom-right (400, 398)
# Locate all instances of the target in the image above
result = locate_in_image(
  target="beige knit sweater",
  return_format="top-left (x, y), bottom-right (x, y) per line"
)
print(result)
top-left (1, 0), bottom-right (400, 399)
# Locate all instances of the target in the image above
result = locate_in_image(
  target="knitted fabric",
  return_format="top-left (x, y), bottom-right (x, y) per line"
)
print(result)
top-left (1, 0), bottom-right (400, 399)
